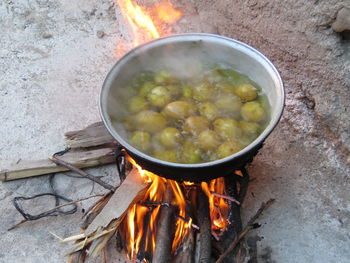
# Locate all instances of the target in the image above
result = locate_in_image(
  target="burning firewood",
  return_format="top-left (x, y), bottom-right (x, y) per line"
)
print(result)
top-left (197, 186), bottom-right (212, 263)
top-left (153, 183), bottom-right (175, 263)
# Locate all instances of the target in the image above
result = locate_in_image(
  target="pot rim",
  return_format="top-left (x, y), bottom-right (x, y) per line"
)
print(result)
top-left (100, 33), bottom-right (285, 168)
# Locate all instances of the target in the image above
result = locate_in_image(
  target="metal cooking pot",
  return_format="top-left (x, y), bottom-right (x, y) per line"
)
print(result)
top-left (100, 33), bottom-right (284, 182)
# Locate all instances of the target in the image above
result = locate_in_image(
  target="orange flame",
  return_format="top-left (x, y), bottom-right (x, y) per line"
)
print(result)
top-left (154, 0), bottom-right (182, 24)
top-left (115, 0), bottom-right (182, 51)
top-left (201, 178), bottom-right (230, 235)
top-left (124, 155), bottom-right (192, 260)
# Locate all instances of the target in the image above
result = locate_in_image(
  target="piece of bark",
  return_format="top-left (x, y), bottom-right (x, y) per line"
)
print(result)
top-left (153, 184), bottom-right (175, 263)
top-left (197, 187), bottom-right (211, 263)
top-left (0, 148), bottom-right (116, 182)
top-left (85, 168), bottom-right (147, 236)
top-left (65, 122), bottom-right (115, 149)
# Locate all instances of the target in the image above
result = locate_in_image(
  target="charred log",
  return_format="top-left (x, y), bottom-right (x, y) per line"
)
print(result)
top-left (197, 187), bottom-right (211, 263)
top-left (153, 184), bottom-right (175, 263)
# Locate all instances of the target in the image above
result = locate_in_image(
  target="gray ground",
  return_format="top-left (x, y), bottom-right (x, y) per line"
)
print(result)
top-left (0, 0), bottom-right (349, 262)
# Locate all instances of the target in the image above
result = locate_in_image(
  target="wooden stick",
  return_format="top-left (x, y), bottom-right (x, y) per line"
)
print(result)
top-left (215, 199), bottom-right (275, 263)
top-left (0, 148), bottom-right (116, 182)
top-left (84, 168), bottom-right (147, 236)
top-left (64, 122), bottom-right (115, 149)
top-left (8, 194), bottom-right (105, 231)
top-left (174, 228), bottom-right (195, 263)
top-left (153, 183), bottom-right (175, 263)
top-left (210, 191), bottom-right (240, 205)
top-left (197, 187), bottom-right (211, 263)
top-left (49, 156), bottom-right (115, 191)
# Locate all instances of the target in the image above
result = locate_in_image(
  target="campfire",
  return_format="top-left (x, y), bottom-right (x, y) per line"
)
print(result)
top-left (1, 1), bottom-right (282, 262)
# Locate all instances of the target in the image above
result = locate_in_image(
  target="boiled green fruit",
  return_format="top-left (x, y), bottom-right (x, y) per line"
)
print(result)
top-left (192, 82), bottom-right (215, 102)
top-left (213, 118), bottom-right (242, 140)
top-left (130, 131), bottom-right (151, 151)
top-left (241, 101), bottom-right (266, 122)
top-left (197, 130), bottom-right (221, 151)
top-left (159, 127), bottom-right (182, 148)
top-left (134, 110), bottom-right (167, 133)
top-left (234, 83), bottom-right (257, 102)
top-left (163, 101), bottom-right (196, 119)
top-left (127, 96), bottom-right (148, 114)
top-left (181, 141), bottom-right (202, 163)
top-left (217, 141), bottom-right (243, 159)
top-left (147, 86), bottom-right (172, 108)
top-left (118, 67), bottom-right (270, 164)
top-left (215, 94), bottom-right (242, 117)
top-left (198, 102), bottom-right (219, 121)
top-left (153, 149), bottom-right (178, 162)
top-left (183, 116), bottom-right (210, 135)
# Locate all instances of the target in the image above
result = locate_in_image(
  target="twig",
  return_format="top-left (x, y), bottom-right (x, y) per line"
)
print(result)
top-left (215, 199), bottom-right (275, 263)
top-left (210, 191), bottom-right (240, 205)
top-left (140, 201), bottom-right (170, 207)
top-left (8, 194), bottom-right (105, 231)
top-left (176, 215), bottom-right (200, 230)
top-left (247, 199), bottom-right (275, 226)
top-left (49, 156), bottom-right (115, 192)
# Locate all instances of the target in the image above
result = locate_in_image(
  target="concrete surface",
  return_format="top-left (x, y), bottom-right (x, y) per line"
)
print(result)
top-left (0, 0), bottom-right (349, 262)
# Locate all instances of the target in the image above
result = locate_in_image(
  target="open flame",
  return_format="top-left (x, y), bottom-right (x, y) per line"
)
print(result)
top-left (115, 0), bottom-right (182, 49)
top-left (122, 155), bottom-right (230, 261)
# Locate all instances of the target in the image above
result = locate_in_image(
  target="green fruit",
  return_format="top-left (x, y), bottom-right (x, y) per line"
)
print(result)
top-left (182, 85), bottom-right (193, 98)
top-left (198, 102), bottom-right (219, 121)
top-left (134, 110), bottom-right (167, 133)
top-left (234, 83), bottom-right (257, 102)
top-left (217, 141), bottom-right (243, 159)
top-left (154, 70), bottom-right (178, 84)
top-left (213, 118), bottom-right (242, 140)
top-left (241, 101), bottom-right (266, 122)
top-left (130, 131), bottom-right (151, 151)
top-left (183, 116), bottom-right (210, 135)
top-left (163, 101), bottom-right (196, 119)
top-left (216, 82), bottom-right (235, 94)
top-left (147, 86), bottom-right (172, 108)
top-left (197, 130), bottom-right (221, 151)
top-left (139, 81), bottom-right (156, 97)
top-left (166, 85), bottom-right (181, 97)
top-left (127, 96), bottom-right (148, 114)
top-left (153, 149), bottom-right (178, 162)
top-left (192, 82), bottom-right (215, 102)
top-left (181, 141), bottom-right (202, 164)
top-left (239, 121), bottom-right (260, 139)
top-left (205, 69), bottom-right (224, 83)
top-left (215, 94), bottom-right (242, 117)
top-left (159, 127), bottom-right (182, 148)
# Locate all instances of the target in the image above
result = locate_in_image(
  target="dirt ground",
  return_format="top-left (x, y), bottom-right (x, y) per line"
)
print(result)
top-left (0, 0), bottom-right (349, 262)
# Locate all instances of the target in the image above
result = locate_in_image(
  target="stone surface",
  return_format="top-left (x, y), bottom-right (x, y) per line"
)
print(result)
top-left (332, 7), bottom-right (350, 32)
top-left (0, 0), bottom-right (349, 262)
